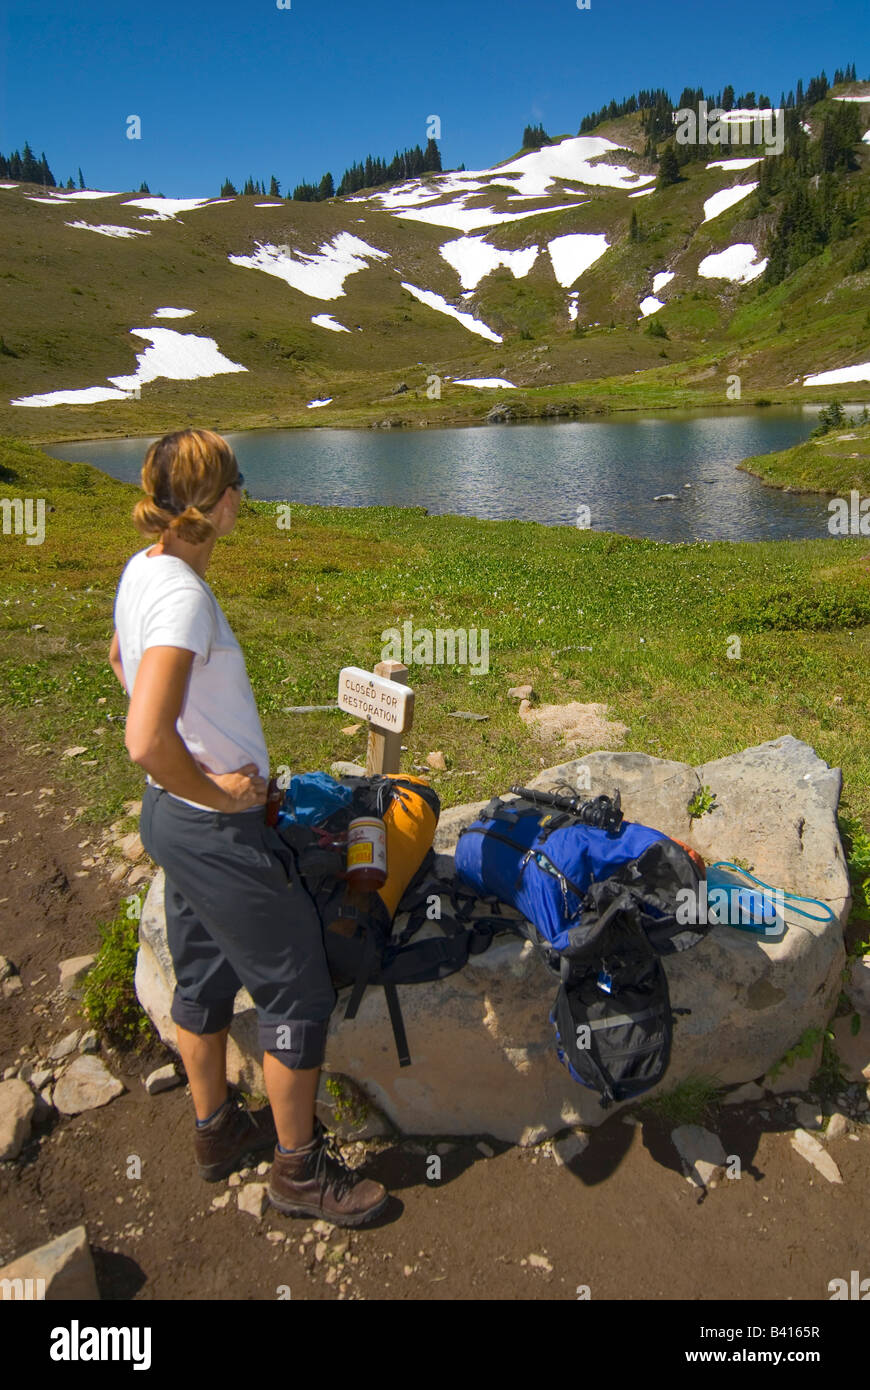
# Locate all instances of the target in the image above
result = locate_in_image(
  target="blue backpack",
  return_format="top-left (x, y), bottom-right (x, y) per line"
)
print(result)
top-left (454, 788), bottom-right (706, 1107)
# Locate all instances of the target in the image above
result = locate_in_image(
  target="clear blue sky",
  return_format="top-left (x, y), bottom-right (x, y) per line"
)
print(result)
top-left (1, 0), bottom-right (866, 196)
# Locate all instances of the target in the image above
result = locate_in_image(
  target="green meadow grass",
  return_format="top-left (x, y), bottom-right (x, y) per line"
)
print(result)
top-left (740, 418), bottom-right (870, 493)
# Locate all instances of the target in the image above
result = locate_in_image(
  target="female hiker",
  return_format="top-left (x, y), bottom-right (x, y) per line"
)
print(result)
top-left (109, 427), bottom-right (387, 1227)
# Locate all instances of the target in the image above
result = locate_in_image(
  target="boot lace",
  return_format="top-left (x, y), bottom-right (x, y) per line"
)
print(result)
top-left (310, 1127), bottom-right (360, 1203)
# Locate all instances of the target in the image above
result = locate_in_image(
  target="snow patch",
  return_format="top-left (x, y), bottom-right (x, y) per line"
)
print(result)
top-left (706, 157), bottom-right (760, 170)
top-left (439, 234), bottom-right (538, 289)
top-left (452, 377), bottom-right (516, 388)
top-left (698, 242), bottom-right (768, 283)
top-left (629, 187), bottom-right (655, 198)
top-left (395, 198), bottom-right (580, 233)
top-left (12, 327), bottom-right (247, 408)
top-left (831, 93), bottom-right (870, 103)
top-left (399, 283), bottom-right (503, 342)
top-left (803, 361), bottom-right (870, 385)
top-left (152, 307), bottom-right (195, 318)
top-left (0, 182), bottom-right (19, 189)
top-left (26, 189), bottom-right (120, 202)
top-left (307, 398), bottom-right (333, 408)
top-left (229, 233), bottom-right (390, 300)
top-left (702, 183), bottom-right (758, 223)
top-left (122, 196), bottom-right (233, 220)
top-left (547, 232), bottom-right (609, 287)
top-left (65, 221), bottom-right (150, 239)
top-left (652, 270), bottom-right (674, 293)
top-left (495, 136), bottom-right (655, 196)
top-left (255, 202), bottom-right (283, 207)
top-left (311, 313), bottom-right (350, 333)
top-left (639, 296), bottom-right (664, 317)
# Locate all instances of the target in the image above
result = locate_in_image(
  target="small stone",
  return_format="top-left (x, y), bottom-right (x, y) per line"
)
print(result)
top-left (31, 1068), bottom-right (53, 1090)
top-left (211, 1192), bottom-right (231, 1210)
top-left (794, 1102), bottom-right (824, 1130)
top-left (266, 1231), bottom-right (284, 1244)
top-left (476, 1141), bottom-right (495, 1158)
top-left (0, 1079), bottom-right (38, 1159)
top-left (435, 1142), bottom-right (455, 1156)
top-left (403, 1264), bottom-right (414, 1277)
top-left (62, 746), bottom-right (88, 759)
top-left (312, 1220), bottom-right (333, 1235)
top-left (144, 1064), bottom-right (181, 1094)
top-left (341, 724), bottom-right (362, 736)
top-left (237, 1183), bottom-right (268, 1219)
top-left (671, 1124), bottom-right (727, 1189)
top-left (256, 1161), bottom-right (270, 1176)
top-left (0, 956), bottom-right (15, 983)
top-left (2, 976), bottom-right (23, 998)
top-left (17, 1061), bottom-right (34, 1084)
top-left (2, 1067), bottom-right (16, 1081)
top-left (528, 1253), bottom-right (552, 1272)
top-left (552, 1132), bottom-right (590, 1166)
top-left (53, 1055), bottom-right (125, 1115)
top-left (302, 1232), bottom-right (314, 1245)
top-left (330, 761), bottom-right (367, 778)
top-left (49, 1030), bottom-right (81, 1061)
top-left (119, 833), bottom-right (144, 862)
top-left (426, 751), bottom-right (447, 771)
top-left (507, 685), bottom-right (536, 701)
top-left (325, 1266), bottom-right (338, 1285)
top-left (825, 1113), bottom-right (848, 1141)
top-left (790, 1128), bottom-right (843, 1184)
top-left (228, 1173), bottom-right (241, 1188)
top-left (314, 1241), bottom-right (327, 1262)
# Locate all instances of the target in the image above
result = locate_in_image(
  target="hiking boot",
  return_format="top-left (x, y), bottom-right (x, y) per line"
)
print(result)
top-left (194, 1090), bottom-right (277, 1182)
top-left (267, 1118), bottom-right (388, 1227)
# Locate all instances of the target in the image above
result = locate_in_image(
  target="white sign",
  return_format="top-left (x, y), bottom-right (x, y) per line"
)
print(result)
top-left (337, 666), bottom-right (414, 733)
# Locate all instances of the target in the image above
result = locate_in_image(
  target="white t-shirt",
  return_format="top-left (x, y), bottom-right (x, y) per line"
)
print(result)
top-left (113, 546), bottom-right (269, 810)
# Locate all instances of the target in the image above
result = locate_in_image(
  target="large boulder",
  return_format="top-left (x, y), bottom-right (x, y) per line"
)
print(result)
top-left (0, 1226), bottom-right (99, 1300)
top-left (135, 737), bottom-right (848, 1144)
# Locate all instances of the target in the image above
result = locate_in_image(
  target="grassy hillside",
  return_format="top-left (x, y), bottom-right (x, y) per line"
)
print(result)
top-left (2, 434), bottom-right (870, 953)
top-left (740, 418), bottom-right (870, 491)
top-left (0, 90), bottom-right (868, 444)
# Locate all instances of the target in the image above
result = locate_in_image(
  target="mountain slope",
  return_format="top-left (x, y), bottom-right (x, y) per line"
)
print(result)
top-left (1, 89), bottom-right (869, 442)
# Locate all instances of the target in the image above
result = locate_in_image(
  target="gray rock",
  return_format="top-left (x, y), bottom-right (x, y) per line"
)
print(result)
top-left (135, 738), bottom-right (849, 1144)
top-left (846, 955), bottom-right (870, 1013)
top-left (671, 1124), bottom-right (728, 1188)
top-left (48, 1030), bottom-right (81, 1062)
top-left (0, 955), bottom-right (15, 983)
top-left (237, 1182), bottom-right (268, 1219)
top-left (17, 1061), bottom-right (34, 1084)
top-left (831, 1013), bottom-right (870, 1082)
top-left (330, 761), bottom-right (367, 778)
top-left (144, 1064), bottom-right (181, 1095)
top-left (794, 1102), bottom-right (824, 1130)
top-left (2, 976), bottom-right (23, 998)
top-left (79, 1031), bottom-right (99, 1054)
top-left (0, 1079), bottom-right (38, 1159)
top-left (58, 954), bottom-right (96, 998)
top-left (790, 1128), bottom-right (842, 1183)
top-left (31, 1068), bottom-right (53, 1091)
top-left (0, 1225), bottom-right (98, 1300)
top-left (764, 1041), bottom-right (823, 1094)
top-left (53, 1056), bottom-right (125, 1115)
top-left (653, 493), bottom-right (679, 501)
top-left (508, 685), bottom-right (536, 701)
top-left (2, 1066), bottom-right (16, 1082)
top-left (724, 1081), bottom-right (765, 1105)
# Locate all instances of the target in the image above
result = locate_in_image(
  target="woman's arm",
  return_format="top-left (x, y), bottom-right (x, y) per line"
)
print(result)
top-left (108, 629), bottom-right (127, 693)
top-left (125, 645), bottom-right (267, 811)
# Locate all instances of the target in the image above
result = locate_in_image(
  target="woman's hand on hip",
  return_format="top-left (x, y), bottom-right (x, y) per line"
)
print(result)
top-left (198, 762), bottom-right (268, 811)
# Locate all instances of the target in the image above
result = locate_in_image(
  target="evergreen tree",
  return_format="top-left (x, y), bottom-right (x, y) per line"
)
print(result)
top-left (269, 174), bottom-right (280, 197)
top-left (628, 209), bottom-right (641, 242)
top-left (138, 180), bottom-right (150, 194)
top-left (221, 178), bottom-right (238, 196)
top-left (242, 176), bottom-right (256, 195)
top-left (318, 171), bottom-right (334, 199)
top-left (66, 176), bottom-right (75, 190)
top-left (78, 167), bottom-right (85, 189)
top-left (721, 84), bottom-right (735, 110)
top-left (423, 137), bottom-right (442, 172)
top-left (656, 145), bottom-right (681, 187)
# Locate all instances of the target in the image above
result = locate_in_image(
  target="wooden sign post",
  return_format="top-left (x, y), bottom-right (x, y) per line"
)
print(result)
top-left (337, 661), bottom-right (414, 775)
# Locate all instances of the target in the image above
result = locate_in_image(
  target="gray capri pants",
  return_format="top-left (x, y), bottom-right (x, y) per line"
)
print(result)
top-left (139, 782), bottom-right (336, 1069)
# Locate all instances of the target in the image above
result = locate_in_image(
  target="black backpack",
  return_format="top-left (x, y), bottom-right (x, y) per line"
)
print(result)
top-left (273, 775), bottom-right (497, 1066)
